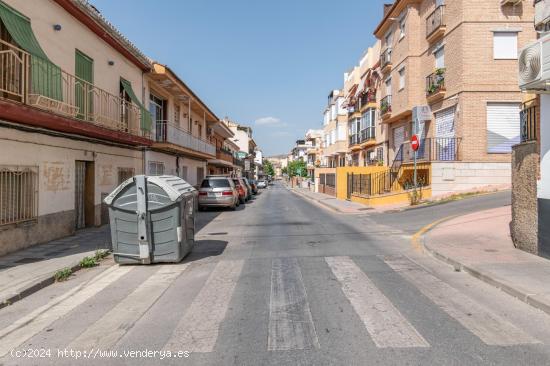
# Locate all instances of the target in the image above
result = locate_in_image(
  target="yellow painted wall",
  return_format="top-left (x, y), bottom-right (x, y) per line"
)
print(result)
top-left (335, 166), bottom-right (388, 199)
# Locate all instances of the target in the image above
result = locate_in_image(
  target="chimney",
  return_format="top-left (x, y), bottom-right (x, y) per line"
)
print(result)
top-left (383, 3), bottom-right (394, 17)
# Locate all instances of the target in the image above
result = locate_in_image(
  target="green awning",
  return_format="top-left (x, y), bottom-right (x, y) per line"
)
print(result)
top-left (0, 1), bottom-right (61, 101)
top-left (121, 78), bottom-right (152, 132)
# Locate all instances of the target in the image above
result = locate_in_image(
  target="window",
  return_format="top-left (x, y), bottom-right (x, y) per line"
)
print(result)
top-left (399, 14), bottom-right (406, 39)
top-left (117, 167), bottom-right (135, 184)
top-left (385, 77), bottom-right (392, 96)
top-left (435, 46), bottom-right (445, 68)
top-left (0, 166), bottom-right (38, 225)
top-left (486, 102), bottom-right (520, 153)
top-left (174, 105), bottom-right (180, 126)
top-left (148, 161), bottom-right (165, 176)
top-left (385, 31), bottom-right (393, 49)
top-left (493, 32), bottom-right (518, 60)
top-left (399, 68), bottom-right (406, 90)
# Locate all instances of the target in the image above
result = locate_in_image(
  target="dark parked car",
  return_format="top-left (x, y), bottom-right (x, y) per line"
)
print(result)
top-left (242, 178), bottom-right (253, 200)
top-left (248, 179), bottom-right (258, 194)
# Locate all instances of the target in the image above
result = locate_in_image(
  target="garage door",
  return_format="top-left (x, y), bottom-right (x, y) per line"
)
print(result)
top-left (487, 103), bottom-right (520, 153)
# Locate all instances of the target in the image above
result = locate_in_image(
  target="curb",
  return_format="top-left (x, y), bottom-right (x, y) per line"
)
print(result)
top-left (421, 224), bottom-right (550, 317)
top-left (0, 262), bottom-right (83, 310)
top-left (0, 251), bottom-right (112, 310)
top-left (287, 187), bottom-right (345, 213)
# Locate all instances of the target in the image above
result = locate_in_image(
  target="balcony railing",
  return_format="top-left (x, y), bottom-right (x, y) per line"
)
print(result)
top-left (426, 5), bottom-right (445, 39)
top-left (349, 134), bottom-right (359, 146)
top-left (397, 137), bottom-right (462, 163)
top-left (381, 48), bottom-right (392, 69)
top-left (381, 95), bottom-right (392, 115)
top-left (154, 121), bottom-right (216, 156)
top-left (216, 147), bottom-right (234, 163)
top-left (0, 39), bottom-right (148, 138)
top-left (359, 90), bottom-right (376, 109)
top-left (426, 68), bottom-right (446, 96)
top-left (360, 127), bottom-right (376, 141)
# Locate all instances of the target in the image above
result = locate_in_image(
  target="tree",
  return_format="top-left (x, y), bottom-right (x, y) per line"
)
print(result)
top-left (263, 160), bottom-right (275, 177)
top-left (287, 160), bottom-right (308, 178)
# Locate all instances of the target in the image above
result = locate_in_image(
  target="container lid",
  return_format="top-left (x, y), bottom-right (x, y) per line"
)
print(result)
top-left (104, 175), bottom-right (195, 209)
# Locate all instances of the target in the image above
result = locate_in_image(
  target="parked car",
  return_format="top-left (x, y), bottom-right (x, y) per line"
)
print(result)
top-left (242, 178), bottom-right (253, 200)
top-left (248, 179), bottom-right (258, 194)
top-left (232, 178), bottom-right (248, 204)
top-left (257, 180), bottom-right (267, 189)
top-left (198, 176), bottom-right (239, 210)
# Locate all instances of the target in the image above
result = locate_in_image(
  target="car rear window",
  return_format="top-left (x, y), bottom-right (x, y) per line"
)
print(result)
top-left (201, 178), bottom-right (230, 188)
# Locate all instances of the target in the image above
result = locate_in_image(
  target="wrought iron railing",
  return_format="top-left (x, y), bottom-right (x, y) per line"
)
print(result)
top-left (520, 105), bottom-right (537, 143)
top-left (0, 165), bottom-right (38, 226)
top-left (154, 121), bottom-right (216, 156)
top-left (0, 39), bottom-right (149, 138)
top-left (381, 95), bottom-right (392, 115)
top-left (426, 69), bottom-right (446, 96)
top-left (216, 147), bottom-right (234, 162)
top-left (360, 127), bottom-right (376, 141)
top-left (359, 90), bottom-right (376, 108)
top-left (426, 5), bottom-right (445, 38)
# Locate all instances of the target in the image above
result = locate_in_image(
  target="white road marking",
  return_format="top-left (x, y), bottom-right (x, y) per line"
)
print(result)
top-left (267, 257), bottom-right (320, 351)
top-left (0, 265), bottom-right (132, 357)
top-left (325, 256), bottom-right (429, 348)
top-left (164, 260), bottom-right (244, 353)
top-left (69, 263), bottom-right (190, 350)
top-left (384, 256), bottom-right (540, 346)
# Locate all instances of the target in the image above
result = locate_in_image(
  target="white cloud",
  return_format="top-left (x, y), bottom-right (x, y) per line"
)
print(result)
top-left (255, 116), bottom-right (284, 126)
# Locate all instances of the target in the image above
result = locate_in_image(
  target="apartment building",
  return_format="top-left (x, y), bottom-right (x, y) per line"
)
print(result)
top-left (345, 41), bottom-right (388, 167)
top-left (0, 0), bottom-right (153, 254)
top-left (305, 129), bottom-right (323, 177)
top-left (145, 63), bottom-right (222, 186)
top-left (226, 119), bottom-right (257, 178)
top-left (321, 89), bottom-right (348, 167)
top-left (207, 122), bottom-right (240, 177)
top-left (375, 0), bottom-right (534, 196)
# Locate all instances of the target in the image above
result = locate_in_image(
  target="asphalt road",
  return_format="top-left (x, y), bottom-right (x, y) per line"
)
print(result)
top-left (1, 183), bottom-right (550, 366)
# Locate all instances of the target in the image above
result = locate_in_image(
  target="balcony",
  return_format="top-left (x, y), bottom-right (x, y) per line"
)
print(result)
top-left (359, 90), bottom-right (376, 110)
top-left (216, 147), bottom-right (234, 163)
top-left (360, 127), bottom-right (376, 143)
top-left (426, 5), bottom-right (445, 44)
top-left (380, 95), bottom-right (392, 119)
top-left (380, 48), bottom-right (392, 74)
top-left (154, 121), bottom-right (216, 157)
top-left (349, 134), bottom-right (360, 147)
top-left (426, 69), bottom-right (446, 103)
top-left (233, 157), bottom-right (245, 169)
top-left (0, 39), bottom-right (149, 140)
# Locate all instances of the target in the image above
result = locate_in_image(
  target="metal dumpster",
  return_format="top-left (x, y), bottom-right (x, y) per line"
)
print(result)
top-left (104, 175), bottom-right (197, 264)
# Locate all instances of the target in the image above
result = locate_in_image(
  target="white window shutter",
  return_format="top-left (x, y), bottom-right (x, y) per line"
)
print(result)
top-left (493, 32), bottom-right (518, 60)
top-left (486, 102), bottom-right (520, 153)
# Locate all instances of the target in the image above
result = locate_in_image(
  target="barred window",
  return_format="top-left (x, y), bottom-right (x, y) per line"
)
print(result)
top-left (117, 167), bottom-right (135, 184)
top-left (148, 161), bottom-right (165, 176)
top-left (0, 166), bottom-right (38, 225)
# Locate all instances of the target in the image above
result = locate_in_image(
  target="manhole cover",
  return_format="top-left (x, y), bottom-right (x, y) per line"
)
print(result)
top-left (15, 257), bottom-right (44, 264)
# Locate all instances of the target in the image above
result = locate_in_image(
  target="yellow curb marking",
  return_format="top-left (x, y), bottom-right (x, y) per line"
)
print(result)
top-left (411, 215), bottom-right (457, 253)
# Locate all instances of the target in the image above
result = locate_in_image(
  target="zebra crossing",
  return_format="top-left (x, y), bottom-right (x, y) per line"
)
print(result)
top-left (0, 254), bottom-right (545, 361)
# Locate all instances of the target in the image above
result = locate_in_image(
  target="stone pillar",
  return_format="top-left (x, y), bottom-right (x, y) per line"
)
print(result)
top-left (539, 95), bottom-right (550, 258)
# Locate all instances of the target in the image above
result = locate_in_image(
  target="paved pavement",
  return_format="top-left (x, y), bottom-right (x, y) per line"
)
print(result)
top-left (0, 226), bottom-right (111, 308)
top-left (1, 183), bottom-right (550, 365)
top-left (424, 206), bottom-right (550, 315)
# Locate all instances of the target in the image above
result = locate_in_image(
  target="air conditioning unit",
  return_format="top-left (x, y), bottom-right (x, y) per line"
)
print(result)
top-left (535, 0), bottom-right (550, 32)
top-left (518, 34), bottom-right (550, 91)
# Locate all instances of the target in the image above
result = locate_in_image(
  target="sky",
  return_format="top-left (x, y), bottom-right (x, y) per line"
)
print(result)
top-left (92, 0), bottom-right (388, 156)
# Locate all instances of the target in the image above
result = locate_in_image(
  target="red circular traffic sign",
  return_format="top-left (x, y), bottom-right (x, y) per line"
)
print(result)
top-left (411, 134), bottom-right (420, 151)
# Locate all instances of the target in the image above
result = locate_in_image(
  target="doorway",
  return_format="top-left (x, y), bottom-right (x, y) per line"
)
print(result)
top-left (75, 161), bottom-right (95, 229)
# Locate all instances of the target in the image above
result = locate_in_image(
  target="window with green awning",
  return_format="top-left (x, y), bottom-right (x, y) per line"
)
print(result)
top-left (0, 0), bottom-right (61, 101)
top-left (120, 78), bottom-right (152, 132)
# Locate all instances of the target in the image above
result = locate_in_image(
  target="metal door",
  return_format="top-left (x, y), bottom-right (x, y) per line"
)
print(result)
top-left (75, 161), bottom-right (86, 229)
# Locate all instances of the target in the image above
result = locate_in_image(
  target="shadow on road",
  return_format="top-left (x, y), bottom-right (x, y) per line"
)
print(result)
top-left (185, 240), bottom-right (228, 262)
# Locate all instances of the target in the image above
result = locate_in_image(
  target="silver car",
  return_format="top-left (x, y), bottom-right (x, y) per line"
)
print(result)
top-left (198, 176), bottom-right (239, 210)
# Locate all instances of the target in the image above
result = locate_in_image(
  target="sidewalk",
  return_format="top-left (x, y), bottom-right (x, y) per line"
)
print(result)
top-left (290, 186), bottom-right (409, 213)
top-left (0, 225), bottom-right (111, 308)
top-left (423, 206), bottom-right (550, 315)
